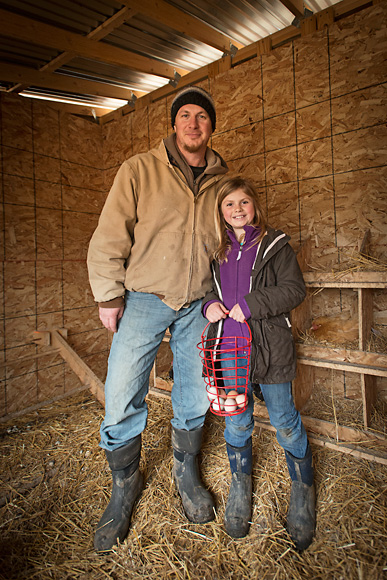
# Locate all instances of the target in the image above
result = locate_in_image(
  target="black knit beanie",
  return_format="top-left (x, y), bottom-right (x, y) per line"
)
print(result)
top-left (171, 86), bottom-right (216, 132)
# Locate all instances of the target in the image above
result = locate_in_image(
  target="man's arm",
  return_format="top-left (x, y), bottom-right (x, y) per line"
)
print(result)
top-left (87, 161), bottom-right (138, 311)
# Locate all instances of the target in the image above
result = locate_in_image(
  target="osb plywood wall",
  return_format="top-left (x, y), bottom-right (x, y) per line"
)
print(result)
top-left (1, 1), bottom-right (386, 418)
top-left (0, 99), bottom-right (109, 417)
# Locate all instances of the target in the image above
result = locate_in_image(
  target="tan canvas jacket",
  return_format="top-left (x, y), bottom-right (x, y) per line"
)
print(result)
top-left (87, 138), bottom-right (228, 311)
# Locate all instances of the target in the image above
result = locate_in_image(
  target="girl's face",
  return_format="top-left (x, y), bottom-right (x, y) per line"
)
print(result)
top-left (221, 188), bottom-right (255, 238)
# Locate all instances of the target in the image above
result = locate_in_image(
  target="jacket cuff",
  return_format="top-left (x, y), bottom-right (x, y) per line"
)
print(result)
top-left (239, 297), bottom-right (251, 320)
top-left (202, 299), bottom-right (220, 317)
top-left (98, 296), bottom-right (125, 308)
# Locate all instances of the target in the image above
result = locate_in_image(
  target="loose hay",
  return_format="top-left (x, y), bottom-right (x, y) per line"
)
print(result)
top-left (0, 391), bottom-right (386, 580)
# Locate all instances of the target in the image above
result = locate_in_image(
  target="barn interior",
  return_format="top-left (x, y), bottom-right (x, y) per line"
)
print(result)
top-left (0, 0), bottom-right (386, 578)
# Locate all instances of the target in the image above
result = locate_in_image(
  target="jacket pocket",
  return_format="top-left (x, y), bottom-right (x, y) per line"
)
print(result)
top-left (262, 314), bottom-right (295, 367)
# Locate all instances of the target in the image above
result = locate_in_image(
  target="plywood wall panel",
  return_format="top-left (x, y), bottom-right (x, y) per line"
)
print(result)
top-left (294, 30), bottom-right (330, 108)
top-left (37, 364), bottom-right (65, 402)
top-left (63, 262), bottom-right (95, 310)
top-left (63, 212), bottom-right (98, 261)
top-left (331, 83), bottom-right (387, 135)
top-left (329, 3), bottom-right (387, 98)
top-left (334, 167), bottom-right (387, 256)
top-left (265, 146), bottom-right (297, 185)
top-left (64, 306), bottom-right (101, 334)
top-left (148, 98), bottom-right (167, 150)
top-left (226, 154), bottom-right (266, 188)
top-left (36, 261), bottom-right (63, 314)
top-left (298, 137), bottom-right (333, 180)
top-left (132, 108), bottom-right (149, 156)
top-left (211, 122), bottom-right (263, 161)
top-left (32, 101), bottom-right (60, 158)
top-left (62, 184), bottom-right (106, 214)
top-left (4, 261), bottom-right (35, 317)
top-left (6, 372), bottom-right (37, 415)
top-left (36, 208), bottom-right (63, 261)
top-left (2, 147), bottom-right (34, 179)
top-left (34, 154), bottom-right (61, 184)
top-left (333, 125), bottom-right (387, 174)
top-left (67, 329), bottom-right (107, 359)
top-left (296, 101), bottom-right (331, 143)
top-left (264, 113), bottom-right (296, 152)
top-left (5, 315), bottom-right (36, 350)
top-left (262, 44), bottom-right (295, 118)
top-left (60, 113), bottom-right (103, 168)
top-left (5, 344), bottom-right (37, 380)
top-left (1, 94), bottom-right (32, 152)
top-left (266, 182), bottom-right (300, 244)
top-left (35, 181), bottom-right (61, 209)
top-left (102, 115), bottom-right (132, 170)
top-left (299, 176), bottom-right (337, 268)
top-left (83, 351), bottom-right (109, 382)
top-left (4, 205), bottom-right (36, 261)
top-left (60, 161), bottom-right (105, 191)
top-left (211, 57), bottom-right (263, 133)
top-left (3, 175), bottom-right (35, 206)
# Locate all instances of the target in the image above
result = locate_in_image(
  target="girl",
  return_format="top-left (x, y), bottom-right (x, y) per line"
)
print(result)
top-left (202, 176), bottom-right (315, 551)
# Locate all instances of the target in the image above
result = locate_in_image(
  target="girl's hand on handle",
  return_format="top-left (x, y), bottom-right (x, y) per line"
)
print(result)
top-left (228, 303), bottom-right (245, 322)
top-left (99, 306), bottom-right (124, 332)
top-left (205, 302), bottom-right (229, 323)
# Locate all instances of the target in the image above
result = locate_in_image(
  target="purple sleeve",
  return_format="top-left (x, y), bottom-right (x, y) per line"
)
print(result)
top-left (203, 299), bottom-right (220, 317)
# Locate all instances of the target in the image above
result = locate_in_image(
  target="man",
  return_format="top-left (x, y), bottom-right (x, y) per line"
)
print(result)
top-left (87, 86), bottom-right (228, 551)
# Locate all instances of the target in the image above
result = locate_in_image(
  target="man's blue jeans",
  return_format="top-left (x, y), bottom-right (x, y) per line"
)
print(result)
top-left (100, 292), bottom-right (210, 451)
top-left (221, 354), bottom-right (308, 458)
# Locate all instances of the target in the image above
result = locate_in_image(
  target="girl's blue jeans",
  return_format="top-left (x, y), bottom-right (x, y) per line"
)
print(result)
top-left (100, 292), bottom-right (210, 451)
top-left (220, 352), bottom-right (308, 458)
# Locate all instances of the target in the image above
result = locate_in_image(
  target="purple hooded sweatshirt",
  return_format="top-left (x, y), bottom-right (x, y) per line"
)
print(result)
top-left (203, 225), bottom-right (261, 350)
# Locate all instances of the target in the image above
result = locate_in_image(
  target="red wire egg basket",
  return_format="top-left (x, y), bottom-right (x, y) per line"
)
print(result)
top-left (197, 321), bottom-right (252, 417)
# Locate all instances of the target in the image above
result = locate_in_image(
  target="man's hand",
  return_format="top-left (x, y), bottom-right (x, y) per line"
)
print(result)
top-left (99, 306), bottom-right (124, 332)
top-left (228, 303), bottom-right (245, 323)
top-left (205, 302), bottom-right (229, 323)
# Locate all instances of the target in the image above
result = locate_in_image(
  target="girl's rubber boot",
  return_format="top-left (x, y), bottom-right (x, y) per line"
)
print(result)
top-left (285, 443), bottom-right (316, 551)
top-left (172, 426), bottom-right (215, 523)
top-left (94, 436), bottom-right (144, 552)
top-left (224, 438), bottom-right (253, 538)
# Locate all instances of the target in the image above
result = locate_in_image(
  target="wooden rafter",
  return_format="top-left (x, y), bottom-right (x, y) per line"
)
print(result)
top-left (279, 0), bottom-right (311, 19)
top-left (8, 6), bottom-right (140, 95)
top-left (122, 0), bottom-right (244, 54)
top-left (0, 62), bottom-right (146, 101)
top-left (0, 8), bottom-right (188, 79)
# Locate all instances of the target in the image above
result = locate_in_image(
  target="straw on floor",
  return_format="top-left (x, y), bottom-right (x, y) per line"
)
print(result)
top-left (0, 389), bottom-right (386, 580)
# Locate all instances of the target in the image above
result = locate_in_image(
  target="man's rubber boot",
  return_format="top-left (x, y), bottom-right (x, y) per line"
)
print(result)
top-left (94, 436), bottom-right (144, 552)
top-left (285, 443), bottom-right (316, 551)
top-left (172, 426), bottom-right (215, 523)
top-left (224, 438), bottom-right (253, 538)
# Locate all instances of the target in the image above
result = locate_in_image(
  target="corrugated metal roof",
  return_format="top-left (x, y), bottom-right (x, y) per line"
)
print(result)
top-left (0, 0), bottom-right (346, 115)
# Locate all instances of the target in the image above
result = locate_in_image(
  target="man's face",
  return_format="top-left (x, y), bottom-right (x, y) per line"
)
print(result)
top-left (174, 104), bottom-right (213, 157)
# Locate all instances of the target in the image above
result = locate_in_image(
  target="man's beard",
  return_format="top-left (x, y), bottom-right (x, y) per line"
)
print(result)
top-left (181, 141), bottom-right (202, 153)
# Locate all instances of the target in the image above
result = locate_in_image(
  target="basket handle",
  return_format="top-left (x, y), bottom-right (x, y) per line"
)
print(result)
top-left (202, 319), bottom-right (252, 342)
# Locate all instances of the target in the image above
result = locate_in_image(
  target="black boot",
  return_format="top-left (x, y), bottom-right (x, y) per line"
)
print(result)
top-left (172, 426), bottom-right (215, 523)
top-left (285, 443), bottom-right (315, 551)
top-left (224, 438), bottom-right (253, 538)
top-left (94, 436), bottom-right (144, 552)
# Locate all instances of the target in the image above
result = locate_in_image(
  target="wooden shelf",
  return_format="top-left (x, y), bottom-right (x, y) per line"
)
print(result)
top-left (293, 269), bottom-right (387, 428)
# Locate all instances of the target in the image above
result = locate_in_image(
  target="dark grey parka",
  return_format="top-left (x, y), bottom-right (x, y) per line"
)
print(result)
top-left (202, 228), bottom-right (306, 385)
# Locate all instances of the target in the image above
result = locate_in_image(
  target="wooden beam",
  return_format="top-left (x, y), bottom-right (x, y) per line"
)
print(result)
top-left (122, 0), bottom-right (243, 54)
top-left (33, 330), bottom-right (105, 406)
top-left (0, 8), bottom-right (187, 79)
top-left (0, 62), bottom-right (139, 101)
top-left (297, 344), bottom-right (387, 377)
top-left (303, 271), bottom-right (387, 288)
top-left (279, 0), bottom-right (307, 19)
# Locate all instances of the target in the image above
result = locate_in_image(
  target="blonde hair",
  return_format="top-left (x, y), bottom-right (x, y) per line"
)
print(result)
top-left (214, 176), bottom-right (267, 263)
